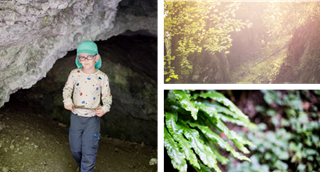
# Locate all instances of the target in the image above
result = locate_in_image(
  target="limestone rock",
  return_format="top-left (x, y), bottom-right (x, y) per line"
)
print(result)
top-left (149, 158), bottom-right (157, 165)
top-left (0, 0), bottom-right (157, 107)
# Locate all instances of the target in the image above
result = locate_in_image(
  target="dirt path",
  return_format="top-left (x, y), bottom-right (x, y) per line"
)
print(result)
top-left (0, 103), bottom-right (157, 172)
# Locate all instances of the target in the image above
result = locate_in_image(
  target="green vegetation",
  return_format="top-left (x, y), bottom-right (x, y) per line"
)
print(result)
top-left (164, 1), bottom-right (251, 83)
top-left (164, 1), bottom-right (320, 83)
top-left (228, 90), bottom-right (320, 172)
top-left (233, 49), bottom-right (287, 84)
top-left (165, 90), bottom-right (320, 171)
top-left (164, 90), bottom-right (256, 172)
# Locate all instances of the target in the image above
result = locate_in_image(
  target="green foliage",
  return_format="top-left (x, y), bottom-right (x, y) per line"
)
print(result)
top-left (164, 1), bottom-right (252, 82)
top-left (228, 90), bottom-right (320, 172)
top-left (164, 90), bottom-right (256, 172)
top-left (164, 52), bottom-right (179, 82)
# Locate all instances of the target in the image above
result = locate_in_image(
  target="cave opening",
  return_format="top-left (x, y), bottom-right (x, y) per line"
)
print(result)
top-left (0, 34), bottom-right (157, 171)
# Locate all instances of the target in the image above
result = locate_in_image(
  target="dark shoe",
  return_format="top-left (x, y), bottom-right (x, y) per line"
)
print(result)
top-left (76, 166), bottom-right (81, 172)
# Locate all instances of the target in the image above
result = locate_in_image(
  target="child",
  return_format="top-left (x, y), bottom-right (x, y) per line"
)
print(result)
top-left (62, 40), bottom-right (112, 172)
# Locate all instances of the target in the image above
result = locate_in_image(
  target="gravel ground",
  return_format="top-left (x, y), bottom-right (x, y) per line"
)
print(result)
top-left (0, 103), bottom-right (157, 172)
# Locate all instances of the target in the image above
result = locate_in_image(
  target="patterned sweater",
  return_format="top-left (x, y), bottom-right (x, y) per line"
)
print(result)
top-left (62, 69), bottom-right (112, 117)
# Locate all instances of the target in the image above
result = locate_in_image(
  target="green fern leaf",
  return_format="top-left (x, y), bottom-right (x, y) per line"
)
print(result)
top-left (166, 112), bottom-right (200, 169)
top-left (214, 120), bottom-right (255, 153)
top-left (207, 103), bottom-right (256, 129)
top-left (164, 126), bottom-right (188, 172)
top-left (192, 160), bottom-right (213, 172)
top-left (198, 102), bottom-right (255, 152)
top-left (200, 92), bottom-right (249, 121)
top-left (165, 90), bottom-right (257, 171)
top-left (209, 103), bottom-right (242, 119)
top-left (189, 122), bottom-right (251, 161)
top-left (211, 148), bottom-right (229, 165)
top-left (200, 109), bottom-right (253, 153)
top-left (196, 103), bottom-right (219, 119)
top-left (178, 119), bottom-right (222, 172)
top-left (172, 90), bottom-right (198, 120)
top-left (218, 113), bottom-right (248, 127)
top-left (233, 138), bottom-right (250, 154)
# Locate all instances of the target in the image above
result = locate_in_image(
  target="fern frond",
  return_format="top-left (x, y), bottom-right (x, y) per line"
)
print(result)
top-left (165, 90), bottom-right (257, 171)
top-left (166, 112), bottom-right (200, 169)
top-left (189, 122), bottom-right (251, 161)
top-left (164, 126), bottom-right (188, 172)
top-left (206, 103), bottom-right (257, 129)
top-left (196, 103), bottom-right (219, 119)
top-left (215, 120), bottom-right (254, 153)
top-left (199, 103), bottom-right (255, 152)
top-left (178, 119), bottom-right (222, 172)
top-left (200, 92), bottom-right (249, 121)
top-left (172, 90), bottom-right (198, 120)
top-left (211, 148), bottom-right (229, 165)
top-left (192, 160), bottom-right (214, 172)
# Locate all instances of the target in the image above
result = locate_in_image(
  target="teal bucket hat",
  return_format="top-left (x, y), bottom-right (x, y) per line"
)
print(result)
top-left (75, 41), bottom-right (102, 69)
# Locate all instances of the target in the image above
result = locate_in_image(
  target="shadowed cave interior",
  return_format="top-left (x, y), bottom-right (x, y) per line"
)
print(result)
top-left (0, 34), bottom-right (157, 172)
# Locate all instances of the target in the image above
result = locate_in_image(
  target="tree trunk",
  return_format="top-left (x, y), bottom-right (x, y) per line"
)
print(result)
top-left (164, 42), bottom-right (169, 81)
top-left (164, 42), bottom-right (167, 57)
top-left (170, 2), bottom-right (184, 83)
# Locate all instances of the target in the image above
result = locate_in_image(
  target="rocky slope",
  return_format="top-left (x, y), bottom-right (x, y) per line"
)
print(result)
top-left (273, 18), bottom-right (320, 83)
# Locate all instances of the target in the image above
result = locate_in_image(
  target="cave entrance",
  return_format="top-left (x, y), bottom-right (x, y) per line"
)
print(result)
top-left (0, 34), bottom-right (157, 171)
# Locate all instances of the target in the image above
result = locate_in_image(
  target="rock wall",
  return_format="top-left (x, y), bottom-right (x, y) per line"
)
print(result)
top-left (0, 0), bottom-right (157, 107)
top-left (9, 35), bottom-right (157, 146)
top-left (273, 19), bottom-right (320, 83)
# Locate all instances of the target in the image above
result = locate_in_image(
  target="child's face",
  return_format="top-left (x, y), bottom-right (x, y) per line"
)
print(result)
top-left (78, 53), bottom-right (99, 70)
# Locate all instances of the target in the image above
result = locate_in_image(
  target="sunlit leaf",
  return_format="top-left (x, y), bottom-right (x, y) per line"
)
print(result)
top-left (172, 90), bottom-right (198, 120)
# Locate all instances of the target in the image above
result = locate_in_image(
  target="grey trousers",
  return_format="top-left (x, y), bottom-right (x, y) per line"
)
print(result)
top-left (69, 112), bottom-right (100, 172)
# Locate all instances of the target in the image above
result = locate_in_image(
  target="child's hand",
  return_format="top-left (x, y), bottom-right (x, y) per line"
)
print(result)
top-left (95, 107), bottom-right (105, 117)
top-left (65, 103), bottom-right (74, 111)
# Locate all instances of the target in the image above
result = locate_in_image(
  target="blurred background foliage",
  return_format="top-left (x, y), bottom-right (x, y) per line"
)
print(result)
top-left (165, 90), bottom-right (320, 172)
top-left (228, 90), bottom-right (320, 172)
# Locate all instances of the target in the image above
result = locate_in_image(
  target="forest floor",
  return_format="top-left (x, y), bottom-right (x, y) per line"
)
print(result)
top-left (229, 49), bottom-right (286, 84)
top-left (0, 103), bottom-right (157, 172)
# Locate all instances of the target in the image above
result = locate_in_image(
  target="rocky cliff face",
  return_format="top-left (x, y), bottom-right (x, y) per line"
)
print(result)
top-left (0, 0), bottom-right (157, 107)
top-left (273, 19), bottom-right (320, 83)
